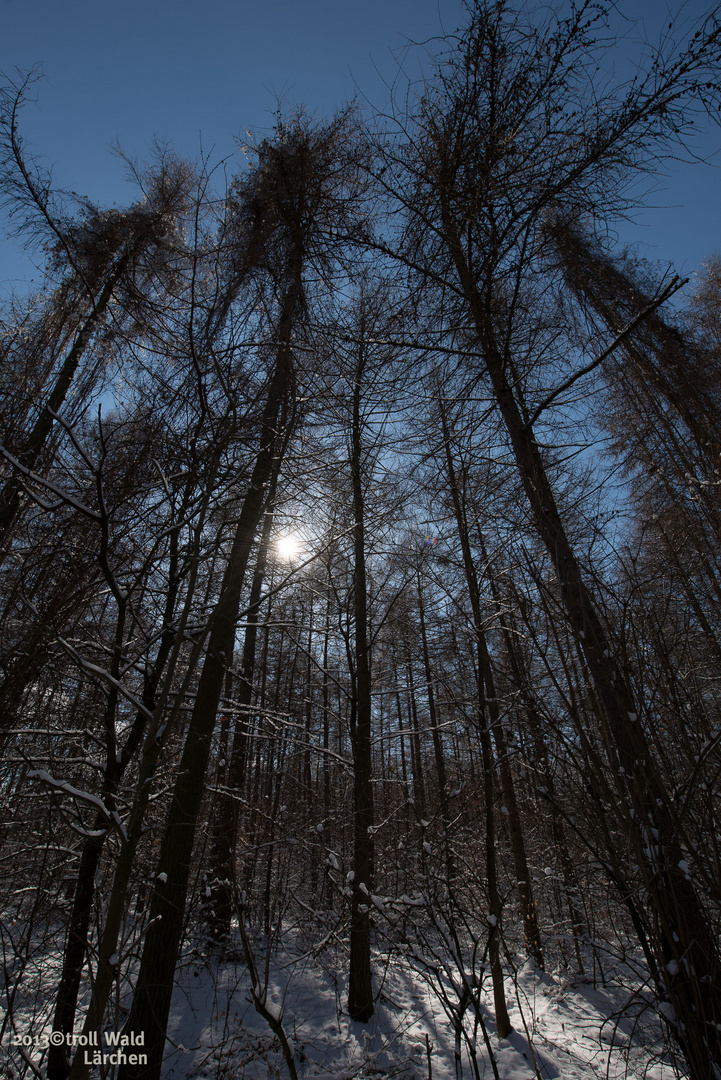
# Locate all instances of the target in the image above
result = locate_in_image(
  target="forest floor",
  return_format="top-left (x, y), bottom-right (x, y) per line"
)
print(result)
top-left (2, 925), bottom-right (678, 1079)
top-left (155, 934), bottom-right (676, 1080)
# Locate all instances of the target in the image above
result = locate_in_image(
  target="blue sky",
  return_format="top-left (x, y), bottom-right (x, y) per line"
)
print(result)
top-left (1, 0), bottom-right (719, 291)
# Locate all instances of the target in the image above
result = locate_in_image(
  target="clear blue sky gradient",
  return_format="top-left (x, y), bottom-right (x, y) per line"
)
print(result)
top-left (0, 0), bottom-right (719, 292)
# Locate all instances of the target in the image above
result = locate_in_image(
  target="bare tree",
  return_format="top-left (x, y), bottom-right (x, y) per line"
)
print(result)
top-left (0, 81), bottom-right (192, 549)
top-left (379, 3), bottom-right (721, 1073)
top-left (104, 111), bottom-right (366, 1080)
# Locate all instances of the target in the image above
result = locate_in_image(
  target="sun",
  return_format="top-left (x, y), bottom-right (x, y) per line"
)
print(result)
top-left (276, 534), bottom-right (300, 560)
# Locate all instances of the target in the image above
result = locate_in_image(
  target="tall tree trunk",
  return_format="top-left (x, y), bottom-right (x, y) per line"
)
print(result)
top-left (475, 532), bottom-right (544, 969)
top-left (111, 283), bottom-right (299, 1080)
top-left (63, 483), bottom-right (221, 1080)
top-left (206, 488), bottom-right (277, 943)
top-left (476, 653), bottom-right (513, 1039)
top-left (495, 583), bottom-right (587, 973)
top-left (65, 279), bottom-right (300, 1080)
top-left (392, 648), bottom-right (410, 803)
top-left (438, 398), bottom-right (542, 975)
top-left (347, 342), bottom-right (375, 1024)
top-left (416, 571), bottom-right (454, 883)
top-left (47, 470), bottom-right (207, 1079)
top-left (405, 657), bottom-right (427, 822)
top-left (441, 206), bottom-right (721, 1073)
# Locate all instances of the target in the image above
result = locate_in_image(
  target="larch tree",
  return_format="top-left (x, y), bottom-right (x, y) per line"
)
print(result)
top-left (378, 2), bottom-right (721, 1074)
top-left (105, 112), bottom-right (367, 1080)
top-left (0, 79), bottom-right (192, 551)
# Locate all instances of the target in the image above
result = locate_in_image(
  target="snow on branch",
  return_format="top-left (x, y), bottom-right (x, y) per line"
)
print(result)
top-left (0, 444), bottom-right (102, 521)
top-left (57, 636), bottom-right (154, 720)
top-left (27, 769), bottom-right (128, 840)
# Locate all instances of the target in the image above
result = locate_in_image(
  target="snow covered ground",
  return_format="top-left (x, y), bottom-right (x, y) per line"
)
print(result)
top-left (1, 916), bottom-right (679, 1079)
top-left (154, 942), bottom-right (677, 1080)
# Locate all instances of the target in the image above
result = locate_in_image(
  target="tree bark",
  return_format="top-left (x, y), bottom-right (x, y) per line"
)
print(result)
top-left (206, 486), bottom-right (277, 943)
top-left (347, 339), bottom-right (375, 1024)
top-left (416, 571), bottom-right (454, 883)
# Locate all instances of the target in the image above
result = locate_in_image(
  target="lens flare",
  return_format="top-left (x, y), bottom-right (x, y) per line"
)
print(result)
top-left (276, 534), bottom-right (299, 559)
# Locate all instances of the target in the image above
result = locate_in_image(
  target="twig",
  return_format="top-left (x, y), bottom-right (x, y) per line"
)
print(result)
top-left (233, 886), bottom-right (299, 1080)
